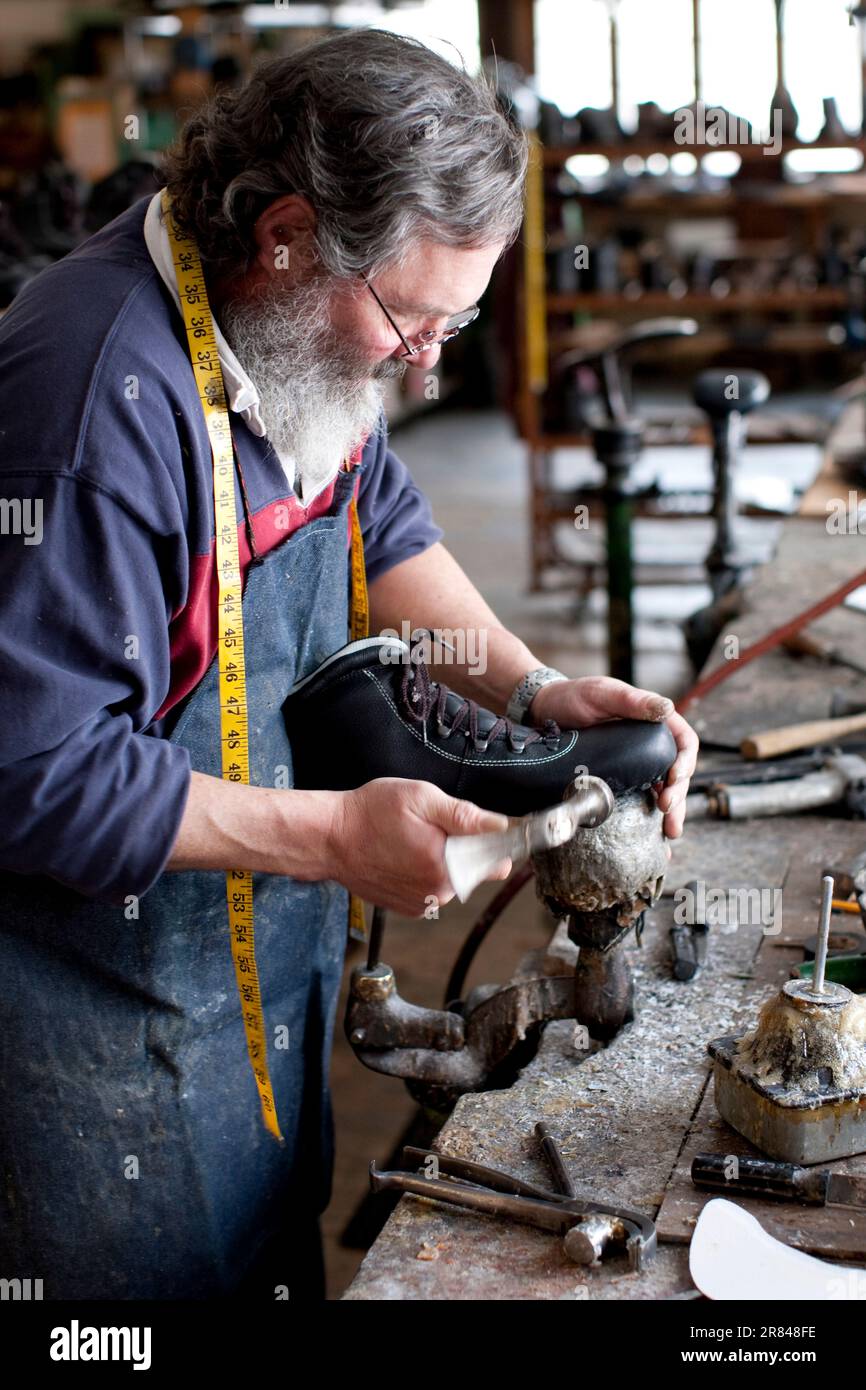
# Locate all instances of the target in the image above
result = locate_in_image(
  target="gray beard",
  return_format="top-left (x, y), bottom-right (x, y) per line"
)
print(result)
top-left (218, 272), bottom-right (406, 500)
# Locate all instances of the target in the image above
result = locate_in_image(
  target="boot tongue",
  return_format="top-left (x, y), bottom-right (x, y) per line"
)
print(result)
top-left (441, 688), bottom-right (499, 734)
top-left (439, 688), bottom-right (536, 740)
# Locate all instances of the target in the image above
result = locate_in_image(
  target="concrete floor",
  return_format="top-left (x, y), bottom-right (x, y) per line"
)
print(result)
top-left (321, 404), bottom-right (810, 1297)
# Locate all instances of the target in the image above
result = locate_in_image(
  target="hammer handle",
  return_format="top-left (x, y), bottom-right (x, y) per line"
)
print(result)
top-left (741, 710), bottom-right (866, 760)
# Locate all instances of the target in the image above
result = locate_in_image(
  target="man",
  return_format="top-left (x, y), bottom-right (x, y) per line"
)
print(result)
top-left (0, 29), bottom-right (696, 1300)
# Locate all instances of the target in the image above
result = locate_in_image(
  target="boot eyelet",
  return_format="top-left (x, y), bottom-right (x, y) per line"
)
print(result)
top-left (474, 738), bottom-right (489, 753)
top-left (437, 720), bottom-right (452, 738)
top-left (511, 742), bottom-right (526, 754)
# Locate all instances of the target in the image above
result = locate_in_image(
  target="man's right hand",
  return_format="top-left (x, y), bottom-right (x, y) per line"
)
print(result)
top-left (327, 777), bottom-right (512, 917)
top-left (166, 771), bottom-right (512, 916)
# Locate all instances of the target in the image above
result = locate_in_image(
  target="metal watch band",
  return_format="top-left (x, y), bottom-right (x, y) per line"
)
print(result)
top-left (506, 666), bottom-right (569, 725)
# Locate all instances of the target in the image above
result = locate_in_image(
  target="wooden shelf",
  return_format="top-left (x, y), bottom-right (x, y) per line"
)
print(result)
top-left (528, 428), bottom-right (707, 449)
top-left (526, 424), bottom-right (821, 450)
top-left (546, 289), bottom-right (847, 314)
top-left (546, 188), bottom-right (866, 214)
top-left (543, 137), bottom-right (866, 167)
top-left (516, 129), bottom-right (856, 591)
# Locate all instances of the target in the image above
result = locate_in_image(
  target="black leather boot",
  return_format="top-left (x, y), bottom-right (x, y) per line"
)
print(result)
top-left (283, 633), bottom-right (677, 816)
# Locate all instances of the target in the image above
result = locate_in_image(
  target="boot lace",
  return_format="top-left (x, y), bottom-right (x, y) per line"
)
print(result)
top-left (398, 634), bottom-right (562, 753)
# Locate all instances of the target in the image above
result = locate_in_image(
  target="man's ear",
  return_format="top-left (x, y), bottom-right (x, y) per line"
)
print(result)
top-left (253, 194), bottom-right (318, 279)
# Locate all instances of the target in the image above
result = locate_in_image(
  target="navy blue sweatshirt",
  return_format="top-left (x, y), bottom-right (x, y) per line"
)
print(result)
top-left (0, 197), bottom-right (443, 904)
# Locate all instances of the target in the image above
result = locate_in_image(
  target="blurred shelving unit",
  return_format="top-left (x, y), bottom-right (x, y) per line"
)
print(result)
top-left (515, 0), bottom-right (866, 590)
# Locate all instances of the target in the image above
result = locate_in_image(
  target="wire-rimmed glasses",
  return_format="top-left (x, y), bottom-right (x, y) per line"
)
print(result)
top-left (364, 277), bottom-right (480, 357)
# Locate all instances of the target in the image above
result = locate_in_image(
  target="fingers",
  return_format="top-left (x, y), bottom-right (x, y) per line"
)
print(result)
top-left (418, 784), bottom-right (510, 837)
top-left (414, 783), bottom-right (508, 834)
top-left (572, 676), bottom-right (674, 723)
top-left (663, 801), bottom-right (686, 839)
top-left (664, 709), bottom-right (700, 782)
top-left (654, 710), bottom-right (699, 819)
top-left (656, 770), bottom-right (690, 814)
top-left (339, 781), bottom-right (517, 917)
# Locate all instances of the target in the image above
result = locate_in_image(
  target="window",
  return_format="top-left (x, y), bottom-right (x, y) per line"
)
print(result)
top-left (534, 0), bottom-right (864, 142)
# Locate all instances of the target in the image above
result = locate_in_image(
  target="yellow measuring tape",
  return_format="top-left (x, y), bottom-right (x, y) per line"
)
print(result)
top-left (346, 488), bottom-right (369, 945)
top-left (162, 190), bottom-right (370, 1136)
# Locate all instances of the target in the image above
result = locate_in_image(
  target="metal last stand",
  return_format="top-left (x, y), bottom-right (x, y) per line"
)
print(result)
top-left (550, 327), bottom-right (774, 681)
top-left (343, 727), bottom-right (671, 1266)
top-left (554, 319), bottom-right (698, 683)
top-left (684, 368), bottom-right (771, 669)
top-left (345, 780), bottom-right (669, 1112)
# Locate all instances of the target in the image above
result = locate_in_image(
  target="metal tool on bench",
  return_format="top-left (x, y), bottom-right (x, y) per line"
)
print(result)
top-left (670, 878), bottom-right (710, 981)
top-left (789, 852), bottom-right (866, 991)
top-left (689, 748), bottom-right (858, 789)
top-left (708, 876), bottom-right (866, 1163)
top-left (691, 1153), bottom-right (866, 1210)
top-left (346, 780), bottom-right (669, 1109)
top-left (369, 1121), bottom-right (657, 1271)
top-left (685, 750), bottom-right (866, 821)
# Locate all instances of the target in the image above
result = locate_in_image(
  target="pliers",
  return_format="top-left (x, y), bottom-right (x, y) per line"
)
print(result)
top-left (369, 1121), bottom-right (657, 1270)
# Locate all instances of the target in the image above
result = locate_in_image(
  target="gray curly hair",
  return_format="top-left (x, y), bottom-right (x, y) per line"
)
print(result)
top-left (160, 27), bottom-right (528, 283)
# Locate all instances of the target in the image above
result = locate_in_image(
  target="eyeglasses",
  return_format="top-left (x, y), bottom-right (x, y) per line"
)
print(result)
top-left (364, 276), bottom-right (480, 357)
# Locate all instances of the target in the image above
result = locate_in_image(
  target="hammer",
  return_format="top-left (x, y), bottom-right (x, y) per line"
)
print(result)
top-left (741, 702), bottom-right (866, 759)
top-left (685, 751), bottom-right (866, 821)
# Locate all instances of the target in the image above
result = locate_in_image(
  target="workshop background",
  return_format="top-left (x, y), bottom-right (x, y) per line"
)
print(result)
top-left (5, 0), bottom-right (866, 1300)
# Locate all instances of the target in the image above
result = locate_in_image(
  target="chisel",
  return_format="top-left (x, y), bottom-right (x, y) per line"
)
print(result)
top-left (691, 1153), bottom-right (866, 1209)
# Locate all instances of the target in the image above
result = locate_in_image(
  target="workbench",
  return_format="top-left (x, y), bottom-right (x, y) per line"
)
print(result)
top-left (343, 518), bottom-right (866, 1300)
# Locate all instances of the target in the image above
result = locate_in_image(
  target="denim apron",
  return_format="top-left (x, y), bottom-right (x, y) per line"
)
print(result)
top-left (0, 460), bottom-right (362, 1300)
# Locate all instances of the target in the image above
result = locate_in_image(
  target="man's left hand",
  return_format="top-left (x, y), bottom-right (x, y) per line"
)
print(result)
top-left (528, 676), bottom-right (699, 844)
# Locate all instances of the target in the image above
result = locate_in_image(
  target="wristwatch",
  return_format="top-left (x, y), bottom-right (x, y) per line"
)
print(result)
top-left (506, 666), bottom-right (569, 726)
